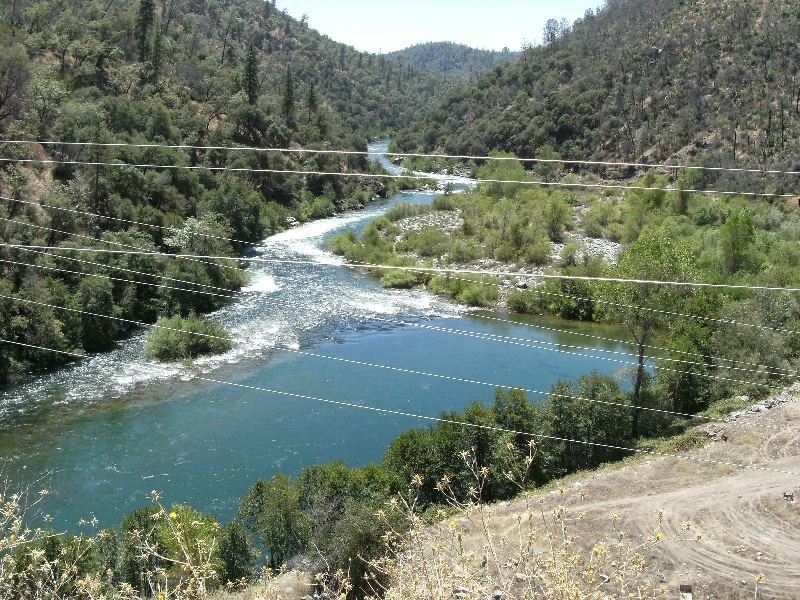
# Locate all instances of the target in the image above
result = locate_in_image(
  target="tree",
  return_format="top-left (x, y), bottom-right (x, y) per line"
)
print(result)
top-left (74, 277), bottom-right (118, 352)
top-left (600, 236), bottom-right (697, 437)
top-left (719, 209), bottom-right (755, 274)
top-left (244, 44), bottom-right (259, 105)
top-left (238, 474), bottom-right (311, 568)
top-left (544, 372), bottom-right (631, 477)
top-left (134, 0), bottom-right (155, 62)
top-left (219, 521), bottom-right (257, 585)
top-left (0, 44), bottom-right (30, 129)
top-left (281, 65), bottom-right (295, 127)
top-left (305, 82), bottom-right (318, 123)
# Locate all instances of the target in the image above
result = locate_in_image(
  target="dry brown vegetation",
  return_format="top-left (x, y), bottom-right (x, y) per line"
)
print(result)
top-left (234, 388), bottom-right (799, 600)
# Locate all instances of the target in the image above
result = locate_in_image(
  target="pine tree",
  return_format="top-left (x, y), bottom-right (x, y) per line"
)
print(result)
top-left (244, 44), bottom-right (259, 105)
top-left (282, 65), bottom-right (295, 127)
top-left (135, 0), bottom-right (155, 62)
top-left (306, 83), bottom-right (317, 123)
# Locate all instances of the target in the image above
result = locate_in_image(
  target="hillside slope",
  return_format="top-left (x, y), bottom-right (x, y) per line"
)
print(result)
top-left (0, 0), bottom-right (454, 380)
top-left (386, 42), bottom-right (520, 79)
top-left (422, 391), bottom-right (800, 599)
top-left (396, 0), bottom-right (800, 178)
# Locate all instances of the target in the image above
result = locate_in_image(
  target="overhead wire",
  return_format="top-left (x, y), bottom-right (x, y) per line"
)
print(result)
top-left (1, 216), bottom-right (244, 296)
top-left (2, 243), bottom-right (799, 294)
top-left (5, 138), bottom-right (800, 177)
top-left (3, 236), bottom-right (798, 379)
top-left (2, 238), bottom-right (798, 380)
top-left (0, 293), bottom-right (233, 342)
top-left (390, 316), bottom-right (791, 381)
top-left (386, 265), bottom-right (800, 374)
top-left (279, 346), bottom-right (792, 432)
top-left (0, 283), bottom-right (784, 417)
top-left (385, 317), bottom-right (781, 391)
top-left (472, 312), bottom-right (798, 378)
top-left (3, 237), bottom-right (792, 387)
top-left (0, 335), bottom-right (797, 477)
top-left (387, 265), bottom-right (800, 338)
top-left (1, 195), bottom-right (255, 248)
top-left (10, 244), bottom-right (242, 298)
top-left (0, 257), bottom-right (238, 301)
top-left (0, 156), bottom-right (796, 199)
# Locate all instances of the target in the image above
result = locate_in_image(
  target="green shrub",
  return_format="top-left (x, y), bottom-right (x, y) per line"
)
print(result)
top-left (380, 269), bottom-right (420, 289)
top-left (144, 314), bottom-right (232, 360)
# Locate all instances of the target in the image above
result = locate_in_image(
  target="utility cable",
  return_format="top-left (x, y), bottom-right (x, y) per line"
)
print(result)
top-left (0, 338), bottom-right (85, 358)
top-left (0, 156), bottom-right (795, 199)
top-left (0, 286), bottom-right (780, 409)
top-left (0, 257), bottom-right (238, 300)
top-left (391, 265), bottom-right (800, 337)
top-left (387, 318), bottom-right (780, 390)
top-left (0, 219), bottom-right (243, 296)
top-left (0, 215), bottom-right (242, 275)
top-left (1, 335), bottom-right (797, 477)
top-left (0, 293), bottom-right (233, 342)
top-left (193, 376), bottom-right (800, 478)
top-left (280, 346), bottom-right (791, 431)
top-left (5, 240), bottom-right (800, 366)
top-left (472, 312), bottom-right (798, 379)
top-left (3, 243), bottom-right (799, 294)
top-left (1, 195), bottom-right (254, 247)
top-left (11, 245), bottom-right (241, 298)
top-left (6, 138), bottom-right (800, 177)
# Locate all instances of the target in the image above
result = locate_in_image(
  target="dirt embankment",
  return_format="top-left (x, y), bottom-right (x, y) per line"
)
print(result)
top-left (464, 388), bottom-right (800, 599)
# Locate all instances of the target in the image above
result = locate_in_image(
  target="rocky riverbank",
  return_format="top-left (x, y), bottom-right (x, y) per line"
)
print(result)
top-left (391, 208), bottom-right (621, 303)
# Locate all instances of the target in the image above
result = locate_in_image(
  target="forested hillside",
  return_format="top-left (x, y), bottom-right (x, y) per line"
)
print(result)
top-left (396, 0), bottom-right (800, 178)
top-left (0, 0), bottom-right (454, 382)
top-left (386, 42), bottom-right (519, 79)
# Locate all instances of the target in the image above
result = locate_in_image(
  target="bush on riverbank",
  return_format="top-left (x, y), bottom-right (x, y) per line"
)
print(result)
top-left (144, 314), bottom-right (232, 360)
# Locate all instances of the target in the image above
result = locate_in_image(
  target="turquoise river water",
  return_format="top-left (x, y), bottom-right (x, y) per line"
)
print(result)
top-left (0, 142), bottom-right (636, 531)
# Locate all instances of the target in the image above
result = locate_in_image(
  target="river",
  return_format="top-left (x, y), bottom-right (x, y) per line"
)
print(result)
top-left (0, 141), bottom-right (634, 531)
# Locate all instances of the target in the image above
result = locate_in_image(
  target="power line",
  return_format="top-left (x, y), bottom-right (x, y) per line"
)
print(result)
top-left (0, 290), bottom-right (701, 424)
top-left (12, 245), bottom-right (241, 298)
top-left (0, 215), bottom-right (243, 274)
top-left (0, 282), bottom-right (780, 415)
top-left (5, 239), bottom-right (799, 372)
top-left (0, 219), bottom-right (243, 296)
top-left (6, 138), bottom-right (800, 177)
top-left (1, 334), bottom-right (797, 477)
top-left (388, 318), bottom-right (780, 391)
top-left (395, 266), bottom-right (800, 337)
top-left (0, 293), bottom-right (232, 342)
top-left (1, 195), bottom-right (254, 247)
top-left (280, 346), bottom-right (791, 431)
top-left (3, 243), bottom-right (799, 294)
top-left (193, 376), bottom-right (800, 478)
top-left (0, 257), bottom-right (238, 300)
top-left (0, 156), bottom-right (796, 199)
top-left (472, 312), bottom-right (797, 379)
top-left (0, 338), bottom-right (84, 358)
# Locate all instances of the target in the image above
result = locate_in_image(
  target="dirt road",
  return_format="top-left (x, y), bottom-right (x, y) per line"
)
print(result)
top-left (477, 392), bottom-right (800, 599)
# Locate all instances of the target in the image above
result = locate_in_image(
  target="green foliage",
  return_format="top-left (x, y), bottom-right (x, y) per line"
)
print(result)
top-left (385, 42), bottom-right (519, 78)
top-left (599, 235), bottom-right (698, 435)
top-left (0, 0), bottom-right (457, 380)
top-left (144, 314), bottom-right (232, 361)
top-left (73, 277), bottom-right (118, 352)
top-left (380, 269), bottom-right (420, 289)
top-left (396, 0), bottom-right (800, 180)
top-left (429, 275), bottom-right (499, 307)
top-left (239, 474), bottom-right (311, 569)
top-left (543, 371), bottom-right (632, 478)
top-left (719, 209), bottom-right (756, 274)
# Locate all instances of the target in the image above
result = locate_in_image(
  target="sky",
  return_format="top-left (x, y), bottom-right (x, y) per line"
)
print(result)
top-left (279, 0), bottom-right (601, 54)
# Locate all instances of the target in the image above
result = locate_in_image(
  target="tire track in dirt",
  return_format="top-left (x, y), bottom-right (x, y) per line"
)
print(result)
top-left (483, 393), bottom-right (800, 599)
